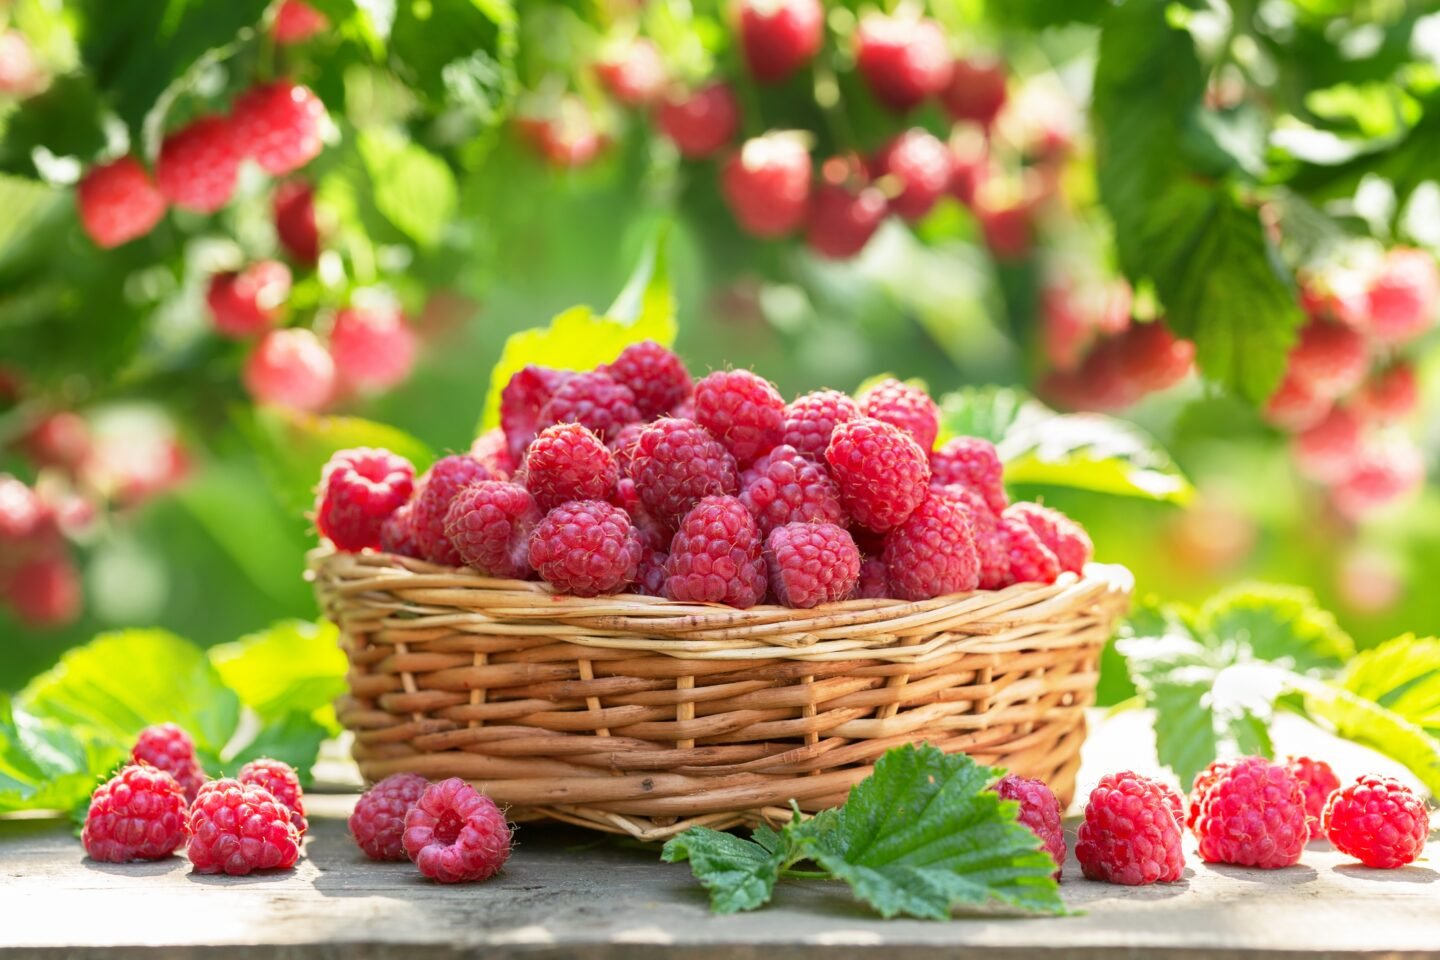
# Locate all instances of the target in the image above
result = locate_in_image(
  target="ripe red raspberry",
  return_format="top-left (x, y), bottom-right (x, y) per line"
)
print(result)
top-left (317, 447), bottom-right (414, 552)
top-left (806, 178), bottom-right (888, 260)
top-left (273, 178), bottom-right (320, 263)
top-left (739, 0), bottom-right (824, 85)
top-left (882, 488), bottom-right (979, 601)
top-left (694, 369), bottom-right (786, 466)
top-left (1194, 756), bottom-right (1307, 868)
top-left (939, 486), bottom-right (1006, 589)
top-left (664, 495), bottom-right (767, 608)
top-left (1293, 406), bottom-right (1363, 483)
top-left (82, 764), bottom-right (188, 863)
top-left (238, 758), bottom-right (308, 836)
top-left (380, 503), bottom-right (419, 558)
top-left (522, 423), bottom-right (618, 511)
top-left (1354, 362), bottom-right (1418, 424)
top-left (995, 516), bottom-right (1060, 586)
top-left (470, 427), bottom-right (516, 479)
top-left (826, 417), bottom-right (930, 533)
top-left (231, 81), bottom-right (326, 176)
top-left (975, 192), bottom-right (1034, 260)
top-left (187, 779), bottom-right (302, 875)
top-left (1331, 438), bottom-right (1425, 520)
top-left (854, 557), bottom-right (889, 599)
top-left (206, 261), bottom-right (291, 339)
top-left (403, 777), bottom-right (512, 883)
top-left (1286, 755), bottom-right (1340, 839)
top-left (765, 520), bottom-right (860, 608)
top-left (634, 544), bottom-right (669, 597)
top-left (350, 773), bottom-right (429, 861)
top-left (76, 156), bottom-right (166, 248)
top-left (596, 38), bottom-right (666, 106)
top-left (608, 422), bottom-right (647, 478)
top-left (0, 474), bottom-right (46, 543)
top-left (858, 377), bottom-right (939, 450)
top-left (854, 13), bottom-right (953, 112)
top-left (602, 340), bottom-right (693, 419)
top-left (994, 773), bottom-right (1065, 880)
top-left (1076, 770), bottom-right (1185, 885)
top-left (948, 125), bottom-right (990, 206)
top-left (655, 83), bottom-right (740, 159)
top-left (929, 437), bottom-right (1007, 515)
top-left (501, 365), bottom-right (571, 463)
top-left (739, 444), bottom-right (846, 535)
top-left (1187, 759), bottom-right (1236, 832)
top-left (781, 389), bottom-right (860, 459)
top-left (409, 455), bottom-right (493, 565)
top-left (1264, 370), bottom-right (1330, 432)
top-left (1365, 248), bottom-right (1438, 344)
top-left (941, 55), bottom-right (1008, 127)
top-left (3, 554), bottom-right (81, 627)
top-left (130, 722), bottom-right (208, 805)
top-left (722, 134), bottom-right (813, 238)
top-left (539, 370), bottom-right (640, 444)
top-left (329, 305), bottom-right (417, 394)
top-left (528, 500), bottom-right (641, 596)
top-left (21, 411), bottom-right (90, 472)
top-left (1158, 781), bottom-right (1186, 826)
top-left (243, 328), bottom-right (336, 412)
top-left (156, 115), bottom-right (242, 213)
top-left (1323, 775), bottom-right (1429, 869)
top-left (444, 482), bottom-right (539, 578)
top-left (871, 129), bottom-right (953, 222)
top-left (627, 418), bottom-right (740, 524)
top-left (273, 0), bottom-right (328, 43)
top-left (1005, 502), bottom-right (1092, 575)
top-left (1113, 321), bottom-right (1195, 394)
top-left (1287, 320), bottom-right (1368, 399)
top-left (516, 99), bottom-right (609, 169)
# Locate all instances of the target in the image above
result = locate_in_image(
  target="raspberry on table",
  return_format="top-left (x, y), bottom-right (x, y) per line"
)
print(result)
top-left (739, 0), bottom-right (824, 85)
top-left (404, 778), bottom-right (511, 883)
top-left (470, 427), bottom-right (516, 479)
top-left (501, 365), bottom-right (572, 463)
top-left (238, 758), bottom-right (308, 836)
top-left (854, 556), bottom-right (890, 599)
top-left (76, 156), bottom-right (167, 248)
top-left (155, 115), bottom-right (242, 213)
top-left (273, 0), bottom-right (328, 43)
top-left (82, 764), bottom-right (189, 863)
top-left (1287, 320), bottom-right (1368, 399)
top-left (273, 178), bottom-right (320, 263)
top-left (602, 341), bottom-right (693, 420)
top-left (781, 389), bottom-right (861, 459)
top-left (941, 55), bottom-right (1008, 128)
top-left (1194, 756), bottom-right (1308, 869)
top-left (654, 83), bottom-right (740, 159)
top-left (826, 417), bottom-right (930, 533)
top-left (596, 38), bottom-right (666, 106)
top-left (315, 447), bottom-right (415, 553)
top-left (1365, 247), bottom-right (1438, 345)
top-left (539, 370), bottom-right (640, 444)
top-left (231, 80), bottom-right (326, 176)
top-left (929, 437), bottom-right (1007, 515)
top-left (528, 500), bottom-right (642, 597)
top-left (765, 521), bottom-right (860, 609)
top-left (882, 488), bottom-right (979, 601)
top-left (351, 773), bottom-right (430, 861)
top-left (1005, 502), bottom-right (1092, 575)
top-left (1323, 775), bottom-right (1429, 869)
top-left (871, 130), bottom-right (953, 223)
top-left (627, 418), bottom-right (740, 524)
top-left (380, 503), bottom-right (419, 558)
top-left (206, 261), bottom-right (292, 339)
top-left (243, 328), bottom-right (336, 412)
top-left (995, 773), bottom-right (1066, 880)
top-left (1187, 759), bottom-right (1236, 833)
top-left (664, 495), bottom-right (768, 608)
top-left (721, 134), bottom-right (813, 239)
top-left (444, 481), bottom-right (540, 579)
top-left (1076, 770), bottom-right (1186, 885)
top-left (522, 423), bottom-right (618, 511)
top-left (409, 455), bottom-right (494, 566)
top-left (854, 13), bottom-right (953, 112)
top-left (187, 779), bottom-right (302, 875)
top-left (858, 377), bottom-right (940, 450)
top-left (1286, 755), bottom-right (1341, 839)
top-left (806, 178), bottom-right (888, 260)
top-left (329, 305), bottom-right (417, 394)
top-left (131, 723), bottom-right (208, 805)
top-left (739, 444), bottom-right (846, 536)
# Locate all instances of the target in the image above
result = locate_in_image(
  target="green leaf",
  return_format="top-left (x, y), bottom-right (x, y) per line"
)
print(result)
top-left (209, 620), bottom-right (347, 733)
top-left (1338, 635), bottom-right (1440, 736)
top-left (0, 74), bottom-right (109, 175)
top-left (225, 711), bottom-right (330, 782)
top-left (357, 129), bottom-right (459, 249)
top-left (1198, 584), bottom-right (1354, 672)
top-left (1294, 675), bottom-right (1440, 798)
top-left (390, 0), bottom-right (516, 123)
top-left (661, 826), bottom-right (788, 914)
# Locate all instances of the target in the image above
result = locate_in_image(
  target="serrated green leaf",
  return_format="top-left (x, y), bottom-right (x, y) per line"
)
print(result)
top-left (1338, 635), bottom-right (1440, 735)
top-left (225, 711), bottom-right (330, 783)
top-left (0, 74), bottom-right (109, 175)
top-left (390, 0), bottom-right (516, 123)
top-left (1294, 674), bottom-right (1440, 798)
top-left (209, 620), bottom-right (347, 734)
top-left (661, 826), bottom-right (787, 914)
top-left (357, 129), bottom-right (458, 249)
top-left (1198, 584), bottom-right (1354, 672)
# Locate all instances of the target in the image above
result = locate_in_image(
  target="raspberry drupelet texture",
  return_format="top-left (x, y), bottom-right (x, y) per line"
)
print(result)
top-left (538, 371), bottom-right (640, 444)
top-left (855, 557), bottom-right (890, 599)
top-left (930, 437), bottom-right (1007, 515)
top-left (238, 758), bottom-right (308, 836)
top-left (350, 773), bottom-right (429, 861)
top-left (1076, 770), bottom-right (1186, 885)
top-left (854, 13), bottom-right (953, 112)
top-left (995, 773), bottom-right (1066, 880)
top-left (739, 0), bottom-right (824, 84)
top-left (664, 495), bottom-right (768, 608)
top-left (76, 156), bottom-right (167, 249)
top-left (870, 130), bottom-right (954, 223)
top-left (528, 500), bottom-right (642, 597)
top-left (1194, 756), bottom-right (1308, 868)
top-left (231, 80), bottom-right (326, 176)
top-left (82, 764), bottom-right (189, 863)
top-left (501, 365), bottom-right (571, 463)
top-left (721, 134), bottom-right (813, 238)
top-left (1323, 775), bottom-right (1429, 869)
top-left (1005, 502), bottom-right (1093, 575)
top-left (522, 423), bottom-right (618, 511)
top-left (943, 486), bottom-right (1008, 589)
top-left (443, 481), bottom-right (540, 579)
top-left (627, 418), bottom-right (740, 524)
top-left (739, 444), bottom-right (847, 536)
top-left (1187, 759), bottom-right (1236, 832)
top-left (187, 779), bottom-right (302, 875)
top-left (380, 503), bottom-right (419, 558)
top-left (131, 723), bottom-right (208, 805)
top-left (1286, 756), bottom-right (1341, 839)
top-left (765, 521), bottom-right (861, 609)
top-left (634, 544), bottom-right (670, 597)
top-left (155, 115), bottom-right (242, 213)
top-left (403, 778), bottom-right (512, 883)
top-left (826, 417), bottom-right (931, 533)
top-left (602, 341), bottom-right (693, 420)
top-left (608, 421), bottom-right (647, 478)
top-left (655, 83), bottom-right (741, 159)
top-left (315, 447), bottom-right (415, 552)
top-left (470, 427), bottom-right (517, 479)
top-left (859, 377), bottom-right (941, 450)
top-left (409, 455), bottom-right (494, 566)
top-left (206, 261), bottom-right (292, 339)
top-left (781, 389), bottom-right (861, 459)
top-left (694, 369), bottom-right (786, 466)
top-left (882, 488), bottom-right (980, 601)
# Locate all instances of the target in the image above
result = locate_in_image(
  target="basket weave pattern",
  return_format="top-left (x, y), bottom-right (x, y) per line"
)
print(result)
top-left (311, 549), bottom-right (1132, 841)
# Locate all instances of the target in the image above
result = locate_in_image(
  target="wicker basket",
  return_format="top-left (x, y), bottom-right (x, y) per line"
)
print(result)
top-left (310, 548), bottom-right (1132, 841)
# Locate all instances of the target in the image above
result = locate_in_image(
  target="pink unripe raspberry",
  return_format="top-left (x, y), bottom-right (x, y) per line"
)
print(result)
top-left (739, 0), bottom-right (824, 85)
top-left (274, 179), bottom-right (321, 263)
top-left (826, 417), bottom-right (930, 533)
top-left (0, 474), bottom-right (47, 543)
top-left (315, 447), bottom-right (415, 552)
top-left (1323, 774), bottom-right (1429, 869)
top-left (232, 80), bottom-right (327, 176)
top-left (765, 520), bottom-right (860, 608)
top-left (1331, 438), bottom-right (1425, 520)
top-left (156, 115), bottom-right (242, 213)
top-left (131, 723), bottom-right (207, 805)
top-left (627, 417), bottom-right (740, 524)
top-left (351, 773), bottom-right (429, 861)
top-left (0, 29), bottom-right (42, 96)
top-left (22, 411), bottom-right (90, 472)
top-left (273, 0), bottom-right (329, 43)
top-left (941, 55), bottom-right (1008, 127)
top-left (1076, 770), bottom-right (1185, 885)
top-left (596, 38), bottom-right (666, 106)
top-left (781, 389), bottom-right (860, 459)
top-left (329, 305), bottom-right (417, 394)
top-left (854, 13), bottom-right (953, 112)
top-left (528, 500), bottom-right (642, 596)
top-left (187, 779), bottom-right (301, 875)
top-left (522, 423), bottom-right (618, 512)
top-left (694, 369), bottom-right (786, 466)
top-left (655, 83), bottom-right (740, 159)
top-left (238, 757), bottom-right (308, 836)
top-left (76, 156), bottom-right (167, 248)
top-left (243, 328), bottom-right (336, 412)
top-left (872, 129), bottom-right (953, 222)
top-left (403, 778), bottom-right (511, 884)
top-left (445, 481), bottom-right (540, 578)
top-left (1365, 248), bottom-right (1438, 344)
top-left (882, 488), bottom-right (980, 601)
top-left (410, 455), bottom-right (494, 566)
top-left (858, 377), bottom-right (940, 450)
top-left (995, 773), bottom-right (1065, 880)
top-left (206, 261), bottom-right (292, 339)
top-left (602, 340), bottom-right (693, 420)
top-left (664, 495), bottom-right (767, 608)
top-left (1194, 756), bottom-right (1307, 869)
top-left (82, 764), bottom-right (188, 863)
top-left (722, 134), bottom-right (813, 239)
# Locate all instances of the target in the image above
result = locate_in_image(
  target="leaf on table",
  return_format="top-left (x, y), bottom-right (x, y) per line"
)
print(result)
top-left (1294, 675), bottom-right (1440, 798)
top-left (661, 825), bottom-right (788, 914)
top-left (0, 696), bottom-right (124, 815)
top-left (209, 620), bottom-right (347, 734)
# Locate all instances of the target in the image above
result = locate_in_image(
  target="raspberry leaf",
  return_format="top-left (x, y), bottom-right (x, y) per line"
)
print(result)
top-left (1338, 634), bottom-right (1440, 734)
top-left (1197, 584), bottom-right (1354, 671)
top-left (660, 824), bottom-right (790, 914)
top-left (0, 696), bottom-right (125, 815)
top-left (209, 620), bottom-right (347, 733)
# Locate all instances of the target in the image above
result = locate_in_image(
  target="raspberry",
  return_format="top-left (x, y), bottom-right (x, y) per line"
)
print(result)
top-left (238, 758), bottom-right (308, 836)
top-left (882, 488), bottom-right (979, 601)
top-left (329, 305), bottom-right (417, 394)
top-left (858, 377), bottom-right (939, 450)
top-left (948, 125), bottom-right (990, 206)
top-left (929, 437), bottom-right (1007, 515)
top-left (854, 557), bottom-right (889, 599)
top-left (410, 455), bottom-right (494, 566)
top-left (528, 500), bottom-right (641, 597)
top-left (403, 777), bottom-right (511, 883)
top-left (350, 773), bottom-right (429, 861)
top-left (1005, 502), bottom-right (1092, 575)
top-left (1293, 406), bottom-right (1363, 483)
top-left (826, 417), bottom-right (930, 533)
top-left (1264, 370), bottom-right (1330, 432)
top-left (1287, 320), bottom-right (1368, 399)
top-left (155, 115), bottom-right (242, 213)
top-left (0, 474), bottom-right (46, 543)
top-left (765, 521), bottom-right (860, 609)
top-left (806, 178), bottom-right (888, 260)
top-left (1286, 755), bottom-right (1340, 839)
top-left (274, 179), bottom-right (320, 263)
top-left (1158, 782), bottom-right (1186, 826)
top-left (1299, 270), bottom-right (1369, 327)
top-left (539, 371), bottom-right (640, 444)
top-left (602, 340), bottom-right (693, 419)
top-left (722, 134), bottom-right (812, 238)
top-left (76, 156), bottom-right (166, 248)
top-left (994, 516), bottom-right (1060, 586)
top-left (854, 13), bottom-right (953, 112)
top-left (627, 418), bottom-right (740, 524)
top-left (443, 481), bottom-right (540, 578)
top-left (596, 38), bottom-right (666, 106)
top-left (1323, 775), bottom-right (1429, 869)
top-left (1187, 759), bottom-right (1236, 832)
top-left (0, 29), bottom-right (41, 96)
top-left (521, 423), bottom-right (618, 511)
top-left (1076, 771), bottom-right (1185, 885)
top-left (1194, 756), bottom-right (1308, 868)
top-left (871, 129), bottom-right (953, 222)
top-left (243, 328), bottom-right (336, 412)
top-left (634, 545), bottom-right (669, 597)
top-left (975, 192), bottom-right (1033, 260)
top-left (781, 389), bottom-right (860, 459)
top-left (664, 495), bottom-right (767, 608)
top-left (470, 427), bottom-right (516, 479)
top-left (1354, 362), bottom-right (1418, 424)
top-left (1365, 248), bottom-right (1438, 344)
top-left (22, 411), bottom-right (90, 472)
top-left (694, 369), bottom-right (786, 466)
top-left (206, 261), bottom-right (292, 339)
top-left (994, 773), bottom-right (1065, 880)
top-left (739, 0), bottom-right (824, 85)
top-left (311, 433), bottom-right (412, 543)
top-left (4, 554), bottom-right (81, 627)
top-left (1331, 438), bottom-right (1425, 519)
top-left (1113, 321), bottom-right (1195, 394)
top-left (131, 723), bottom-right (208, 805)
top-left (501, 365), bottom-right (571, 462)
top-left (380, 503), bottom-right (419, 557)
top-left (517, 99), bottom-right (608, 169)
top-left (231, 80), bottom-right (326, 176)
top-left (941, 55), bottom-right (1008, 127)
top-left (187, 779), bottom-right (302, 875)
top-left (944, 486), bottom-right (1007, 589)
top-left (608, 421), bottom-right (647, 476)
top-left (739, 444), bottom-right (846, 535)
top-left (82, 765), bottom-right (188, 863)
top-left (655, 83), bottom-right (740, 159)
top-left (273, 0), bottom-right (328, 43)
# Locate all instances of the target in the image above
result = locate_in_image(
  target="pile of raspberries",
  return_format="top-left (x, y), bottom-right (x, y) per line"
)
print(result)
top-left (314, 341), bottom-right (1093, 609)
